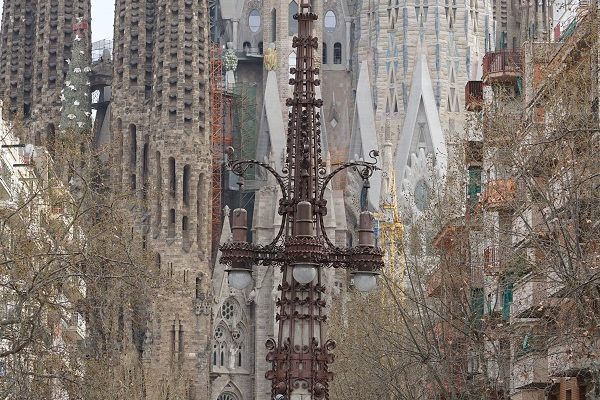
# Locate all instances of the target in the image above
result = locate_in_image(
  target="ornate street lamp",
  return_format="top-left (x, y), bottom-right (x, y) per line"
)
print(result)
top-left (219, 1), bottom-right (384, 398)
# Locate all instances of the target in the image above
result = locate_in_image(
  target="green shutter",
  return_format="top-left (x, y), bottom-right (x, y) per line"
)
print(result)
top-left (467, 167), bottom-right (482, 211)
top-left (502, 280), bottom-right (513, 321)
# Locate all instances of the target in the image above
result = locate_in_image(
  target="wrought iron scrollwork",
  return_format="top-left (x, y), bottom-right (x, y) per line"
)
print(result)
top-left (317, 150), bottom-right (381, 246)
top-left (225, 147), bottom-right (289, 246)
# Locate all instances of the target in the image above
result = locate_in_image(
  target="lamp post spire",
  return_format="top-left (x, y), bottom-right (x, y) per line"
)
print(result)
top-left (220, 1), bottom-right (384, 399)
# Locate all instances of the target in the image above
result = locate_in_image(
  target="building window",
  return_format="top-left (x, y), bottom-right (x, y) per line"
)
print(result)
top-left (322, 42), bottom-right (327, 64)
top-left (221, 300), bottom-right (236, 321)
top-left (271, 8), bottom-right (277, 42)
top-left (288, 0), bottom-right (298, 36)
top-left (288, 51), bottom-right (296, 80)
top-left (333, 42), bottom-right (342, 64)
top-left (258, 41), bottom-right (263, 54)
top-left (243, 41), bottom-right (251, 53)
top-left (214, 324), bottom-right (226, 341)
top-left (220, 343), bottom-right (226, 366)
top-left (249, 9), bottom-right (261, 32)
top-left (324, 10), bottom-right (337, 32)
top-left (414, 179), bottom-right (429, 211)
top-left (237, 345), bottom-right (243, 367)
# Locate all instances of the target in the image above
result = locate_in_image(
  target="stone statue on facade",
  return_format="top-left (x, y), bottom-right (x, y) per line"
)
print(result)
top-left (264, 45), bottom-right (278, 71)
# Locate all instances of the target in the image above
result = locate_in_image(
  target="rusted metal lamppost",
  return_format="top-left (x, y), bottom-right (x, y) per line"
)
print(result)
top-left (219, 1), bottom-right (384, 398)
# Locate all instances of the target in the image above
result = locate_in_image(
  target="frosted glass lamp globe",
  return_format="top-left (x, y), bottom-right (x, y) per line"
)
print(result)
top-left (292, 263), bottom-right (318, 284)
top-left (228, 268), bottom-right (253, 290)
top-left (353, 271), bottom-right (378, 292)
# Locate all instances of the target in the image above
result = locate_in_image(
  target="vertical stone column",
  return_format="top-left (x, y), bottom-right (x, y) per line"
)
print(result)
top-left (0, 0), bottom-right (36, 121)
top-left (139, 0), bottom-right (212, 398)
top-left (111, 0), bottom-right (155, 189)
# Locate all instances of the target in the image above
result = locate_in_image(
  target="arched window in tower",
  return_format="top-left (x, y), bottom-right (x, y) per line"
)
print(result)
top-left (168, 157), bottom-right (176, 199)
top-left (129, 124), bottom-right (137, 190)
top-left (271, 8), bottom-right (277, 42)
top-left (238, 345), bottom-right (243, 367)
top-left (182, 164), bottom-right (191, 206)
top-left (288, 0), bottom-right (298, 36)
top-left (116, 118), bottom-right (123, 184)
top-left (220, 343), bottom-right (226, 366)
top-left (322, 42), bottom-right (327, 64)
top-left (248, 9), bottom-right (261, 32)
top-left (154, 151), bottom-right (162, 237)
top-left (182, 215), bottom-right (190, 250)
top-left (168, 208), bottom-right (176, 238)
top-left (196, 173), bottom-right (206, 246)
top-left (217, 392), bottom-right (238, 400)
top-left (333, 42), bottom-right (342, 64)
top-left (324, 10), bottom-right (337, 32)
top-left (142, 137), bottom-right (149, 199)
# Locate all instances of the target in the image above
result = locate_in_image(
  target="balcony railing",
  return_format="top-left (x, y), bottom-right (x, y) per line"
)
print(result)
top-left (512, 272), bottom-right (547, 319)
top-left (512, 351), bottom-right (548, 390)
top-left (482, 179), bottom-right (517, 211)
top-left (482, 50), bottom-right (522, 83)
top-left (465, 81), bottom-right (483, 111)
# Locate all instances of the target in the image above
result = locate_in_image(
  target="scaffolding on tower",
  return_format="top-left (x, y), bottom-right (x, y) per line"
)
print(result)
top-left (210, 43), bottom-right (225, 253)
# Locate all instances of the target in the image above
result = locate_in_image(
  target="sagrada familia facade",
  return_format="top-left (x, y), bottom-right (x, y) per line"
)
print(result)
top-left (0, 0), bottom-right (504, 398)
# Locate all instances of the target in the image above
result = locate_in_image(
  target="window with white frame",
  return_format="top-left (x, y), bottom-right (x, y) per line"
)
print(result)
top-left (249, 9), bottom-right (261, 32)
top-left (324, 10), bottom-right (337, 32)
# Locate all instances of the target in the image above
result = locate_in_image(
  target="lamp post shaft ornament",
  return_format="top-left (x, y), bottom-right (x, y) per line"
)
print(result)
top-left (219, 1), bottom-right (384, 399)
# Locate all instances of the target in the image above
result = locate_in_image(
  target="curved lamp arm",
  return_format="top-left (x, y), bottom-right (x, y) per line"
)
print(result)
top-left (225, 147), bottom-right (289, 246)
top-left (318, 150), bottom-right (380, 246)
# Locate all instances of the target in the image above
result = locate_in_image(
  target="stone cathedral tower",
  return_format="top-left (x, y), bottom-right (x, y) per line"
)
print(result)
top-left (0, 0), bottom-right (91, 143)
top-left (352, 0), bottom-right (490, 218)
top-left (110, 0), bottom-right (212, 398)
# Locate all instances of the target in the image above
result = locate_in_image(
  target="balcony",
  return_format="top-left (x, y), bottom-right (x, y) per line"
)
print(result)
top-left (482, 179), bottom-right (517, 211)
top-left (512, 352), bottom-right (548, 390)
top-left (433, 319), bottom-right (462, 342)
top-left (0, 157), bottom-right (13, 202)
top-left (548, 338), bottom-right (598, 377)
top-left (427, 266), bottom-right (442, 297)
top-left (483, 246), bottom-right (501, 276)
top-left (61, 312), bottom-right (86, 341)
top-left (512, 273), bottom-right (546, 319)
top-left (64, 277), bottom-right (87, 302)
top-left (546, 270), bottom-right (566, 298)
top-left (483, 50), bottom-right (522, 84)
top-left (465, 81), bottom-right (484, 111)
